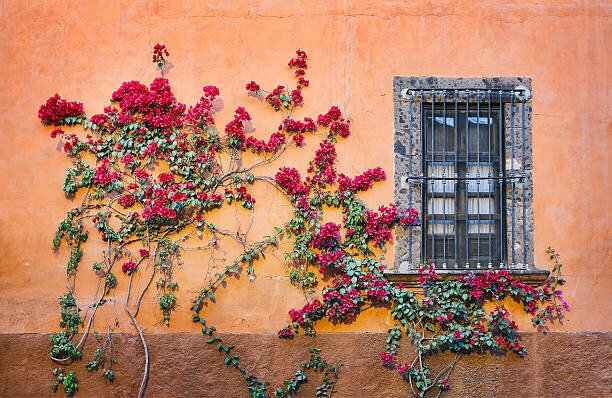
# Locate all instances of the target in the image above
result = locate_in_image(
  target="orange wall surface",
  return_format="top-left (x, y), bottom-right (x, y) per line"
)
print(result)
top-left (0, 0), bottom-right (610, 336)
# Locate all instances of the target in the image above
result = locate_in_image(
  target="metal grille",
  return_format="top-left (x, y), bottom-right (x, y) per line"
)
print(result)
top-left (404, 89), bottom-right (530, 270)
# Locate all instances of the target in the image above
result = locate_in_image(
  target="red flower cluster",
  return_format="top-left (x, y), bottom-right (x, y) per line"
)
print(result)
top-left (277, 325), bottom-right (294, 339)
top-left (184, 85), bottom-right (218, 127)
top-left (141, 142), bottom-right (158, 157)
top-left (322, 275), bottom-right (362, 319)
top-left (307, 140), bottom-right (337, 186)
top-left (294, 196), bottom-right (314, 214)
top-left (290, 88), bottom-right (303, 106)
top-left (289, 50), bottom-right (309, 88)
top-left (436, 313), bottom-right (453, 323)
top-left (225, 106), bottom-right (252, 147)
top-left (118, 194), bottom-right (136, 208)
top-left (492, 328), bottom-right (524, 354)
top-left (121, 153), bottom-right (134, 164)
top-left (397, 362), bottom-right (411, 375)
top-left (314, 105), bottom-right (352, 138)
top-left (338, 167), bottom-right (386, 192)
top-left (152, 43), bottom-right (169, 65)
top-left (380, 351), bottom-right (395, 365)
top-left (265, 85), bottom-right (286, 111)
top-left (492, 305), bottom-right (510, 319)
top-left (459, 269), bottom-right (537, 303)
top-left (288, 49), bottom-right (307, 69)
top-left (202, 85), bottom-right (220, 100)
top-left (293, 134), bottom-right (305, 146)
top-left (399, 208), bottom-right (419, 226)
top-left (362, 204), bottom-right (405, 246)
top-left (157, 172), bottom-right (175, 185)
top-left (135, 169), bottom-right (149, 180)
top-left (288, 299), bottom-right (323, 325)
top-left (311, 222), bottom-right (341, 249)
top-left (50, 127), bottom-right (64, 139)
top-left (245, 81), bottom-right (260, 93)
top-left (359, 273), bottom-right (390, 300)
top-left (316, 106), bottom-right (342, 127)
top-left (280, 117), bottom-right (317, 134)
top-left (274, 167), bottom-right (310, 197)
top-left (329, 120), bottom-right (350, 138)
top-left (244, 131), bottom-right (287, 153)
top-left (90, 113), bottom-right (108, 126)
top-left (61, 134), bottom-right (80, 155)
top-left (141, 187), bottom-right (179, 220)
top-left (276, 117), bottom-right (316, 148)
top-left (266, 131), bottom-right (287, 152)
top-left (170, 191), bottom-right (186, 203)
top-left (256, 50), bottom-right (310, 113)
top-left (121, 260), bottom-right (137, 273)
top-left (196, 191), bottom-right (223, 206)
top-left (111, 80), bottom-right (147, 108)
top-left (418, 263), bottom-right (439, 285)
top-left (234, 185), bottom-right (256, 206)
top-left (93, 159), bottom-right (120, 186)
top-left (38, 94), bottom-right (84, 126)
top-left (139, 248), bottom-right (150, 258)
top-left (111, 78), bottom-right (185, 130)
top-left (315, 249), bottom-right (345, 272)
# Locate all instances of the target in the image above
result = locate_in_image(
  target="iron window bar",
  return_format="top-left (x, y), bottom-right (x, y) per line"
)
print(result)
top-left (400, 88), bottom-right (531, 99)
top-left (402, 88), bottom-right (530, 271)
top-left (406, 175), bottom-right (525, 181)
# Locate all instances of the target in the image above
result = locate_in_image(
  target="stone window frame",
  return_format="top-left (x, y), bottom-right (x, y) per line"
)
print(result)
top-left (386, 77), bottom-right (548, 287)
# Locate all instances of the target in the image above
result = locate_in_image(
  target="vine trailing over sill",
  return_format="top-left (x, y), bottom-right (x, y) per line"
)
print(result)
top-left (39, 44), bottom-right (568, 398)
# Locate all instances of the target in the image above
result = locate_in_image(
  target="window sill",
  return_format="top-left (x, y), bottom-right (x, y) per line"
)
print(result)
top-left (384, 268), bottom-right (550, 288)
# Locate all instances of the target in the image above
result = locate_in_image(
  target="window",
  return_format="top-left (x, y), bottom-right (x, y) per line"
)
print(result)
top-left (423, 102), bottom-right (504, 268)
top-left (389, 77), bottom-right (548, 285)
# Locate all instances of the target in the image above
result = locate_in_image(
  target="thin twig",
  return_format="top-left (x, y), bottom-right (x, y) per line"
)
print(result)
top-left (126, 273), bottom-right (149, 398)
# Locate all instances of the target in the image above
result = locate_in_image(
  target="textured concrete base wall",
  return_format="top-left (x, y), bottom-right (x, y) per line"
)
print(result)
top-left (1, 332), bottom-right (610, 397)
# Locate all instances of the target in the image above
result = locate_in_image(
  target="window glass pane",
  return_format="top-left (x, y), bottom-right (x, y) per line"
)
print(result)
top-left (428, 198), bottom-right (455, 214)
top-left (427, 162), bottom-right (454, 193)
top-left (425, 112), bottom-right (455, 153)
top-left (467, 162), bottom-right (494, 193)
top-left (467, 114), bottom-right (499, 154)
top-left (425, 237), bottom-right (455, 263)
top-left (467, 220), bottom-right (495, 234)
top-left (468, 235), bottom-right (498, 262)
top-left (427, 237), bottom-right (455, 263)
top-left (468, 197), bottom-right (494, 214)
top-left (427, 220), bottom-right (455, 235)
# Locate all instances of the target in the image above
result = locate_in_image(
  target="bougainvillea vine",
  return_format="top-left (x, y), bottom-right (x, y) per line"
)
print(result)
top-left (40, 45), bottom-right (567, 398)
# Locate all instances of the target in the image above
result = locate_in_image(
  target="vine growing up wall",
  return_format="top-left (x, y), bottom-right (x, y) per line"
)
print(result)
top-left (40, 45), bottom-right (568, 397)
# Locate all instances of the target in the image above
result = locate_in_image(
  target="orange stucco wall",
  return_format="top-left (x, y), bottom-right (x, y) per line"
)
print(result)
top-left (0, 0), bottom-right (610, 337)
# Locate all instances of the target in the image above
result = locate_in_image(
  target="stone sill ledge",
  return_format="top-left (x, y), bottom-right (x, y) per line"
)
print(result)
top-left (384, 268), bottom-right (550, 288)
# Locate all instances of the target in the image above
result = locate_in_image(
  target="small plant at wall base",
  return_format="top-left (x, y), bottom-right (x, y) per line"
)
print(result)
top-left (39, 45), bottom-right (568, 397)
